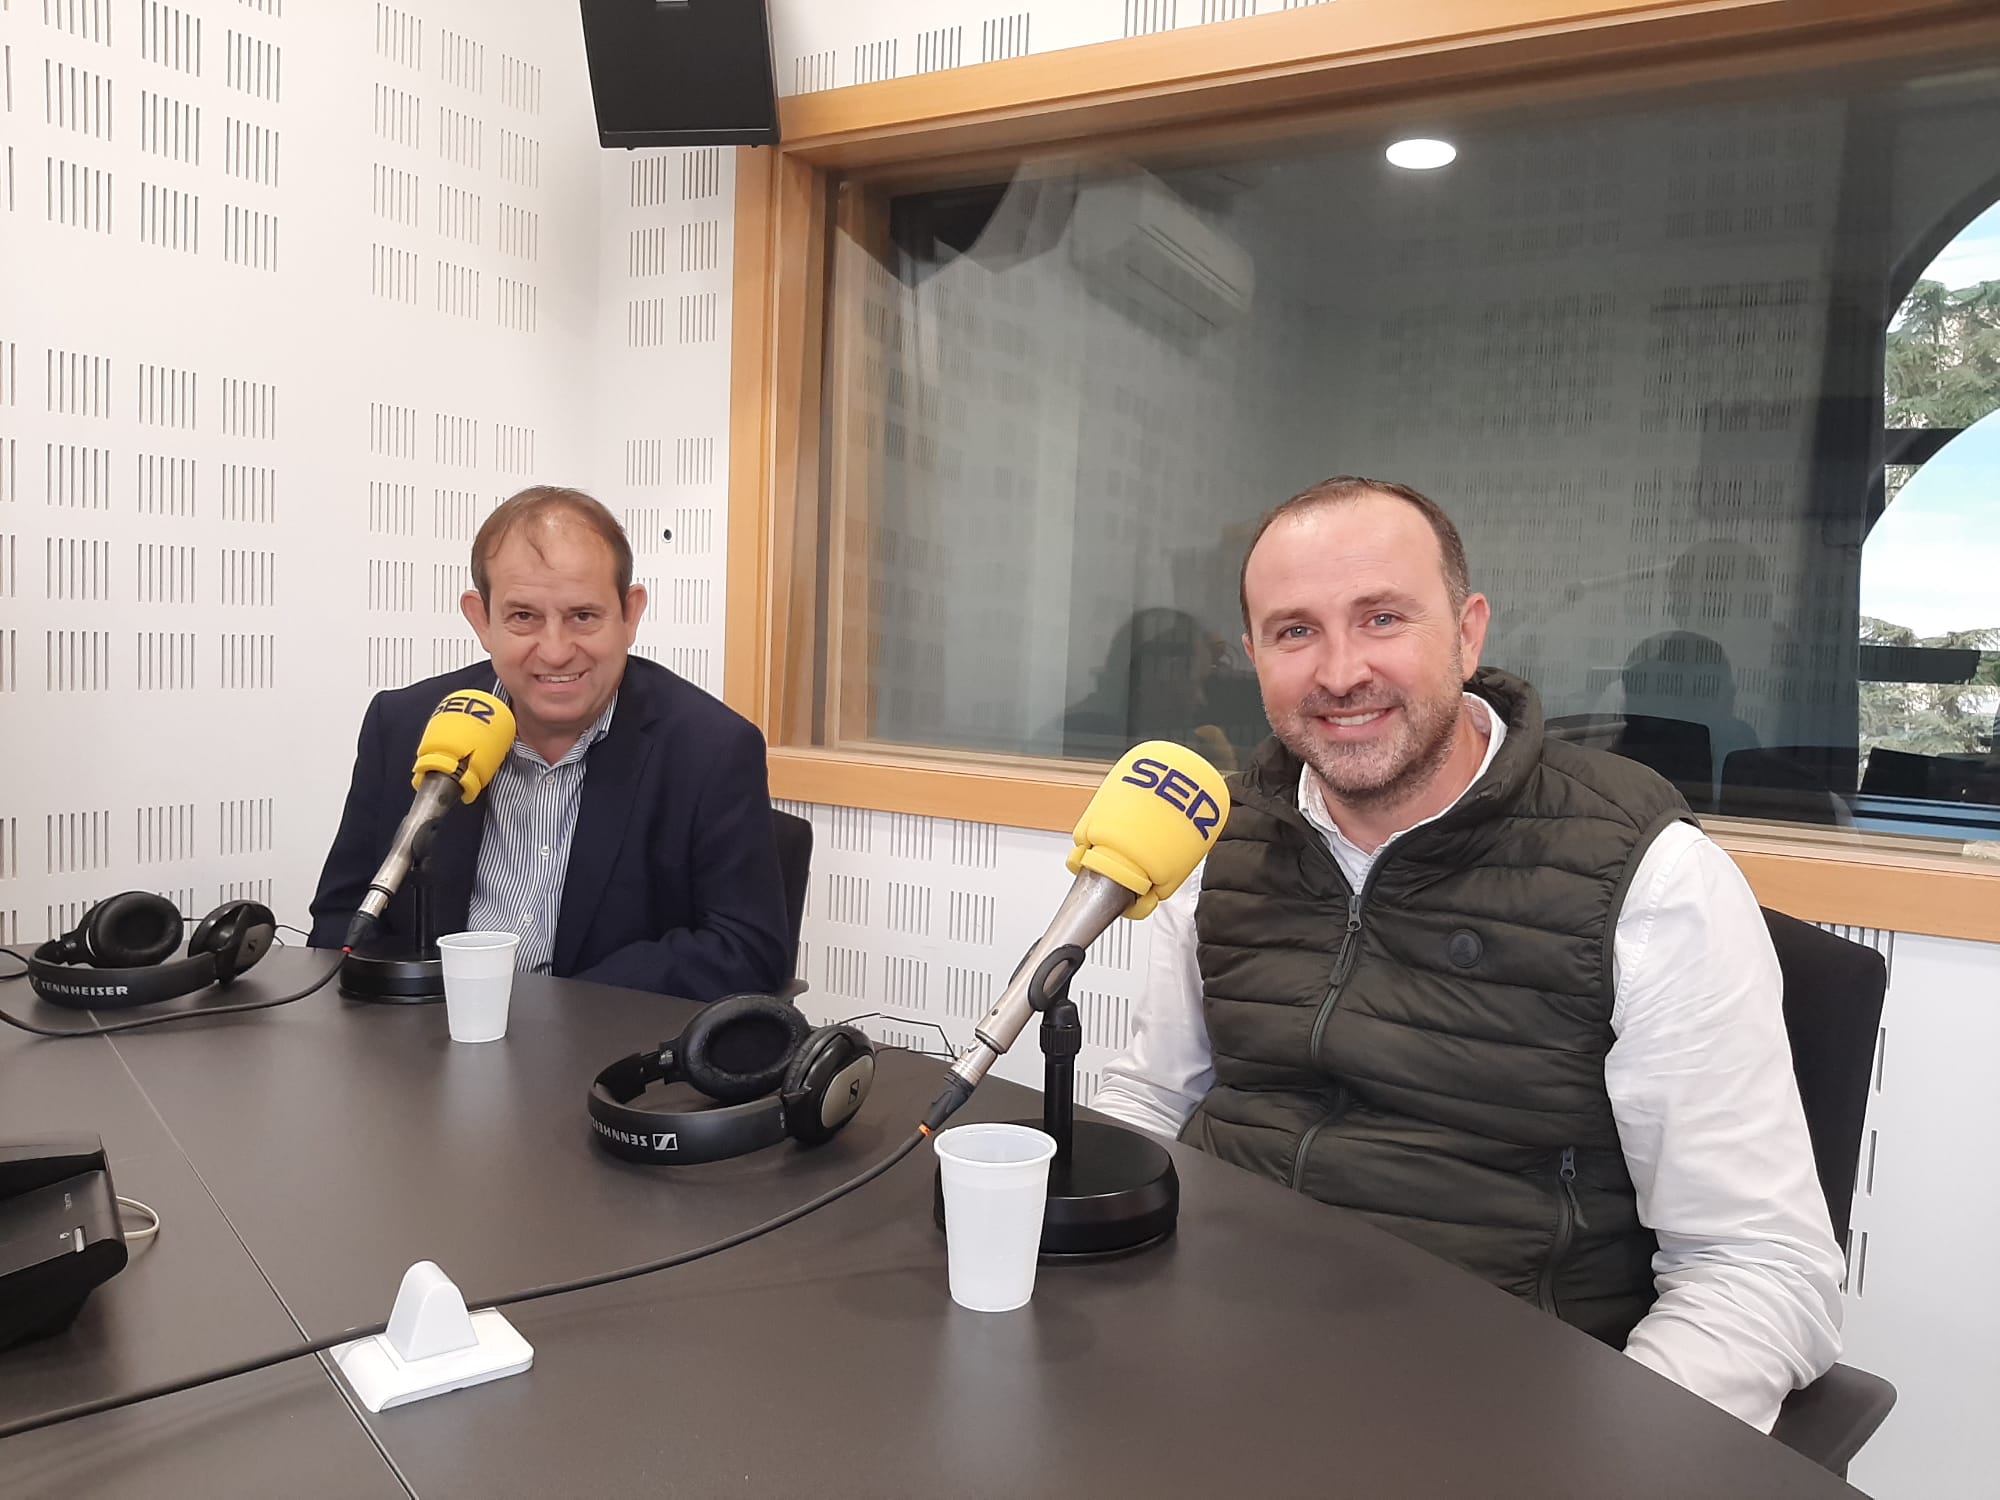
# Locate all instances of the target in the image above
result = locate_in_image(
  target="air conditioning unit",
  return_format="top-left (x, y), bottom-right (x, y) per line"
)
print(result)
top-left (1067, 174), bottom-right (1255, 343)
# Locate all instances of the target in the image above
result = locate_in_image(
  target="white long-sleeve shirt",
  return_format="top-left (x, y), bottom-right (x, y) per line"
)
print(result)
top-left (1093, 697), bottom-right (1844, 1433)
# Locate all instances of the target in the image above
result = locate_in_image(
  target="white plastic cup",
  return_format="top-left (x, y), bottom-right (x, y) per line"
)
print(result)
top-left (933, 1123), bottom-right (1057, 1312)
top-left (436, 932), bottom-right (520, 1043)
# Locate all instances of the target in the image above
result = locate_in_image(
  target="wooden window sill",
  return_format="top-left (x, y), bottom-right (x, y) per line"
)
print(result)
top-left (770, 749), bottom-right (2000, 944)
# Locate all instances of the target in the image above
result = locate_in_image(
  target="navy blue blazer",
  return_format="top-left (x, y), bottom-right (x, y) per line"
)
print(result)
top-left (308, 657), bottom-right (791, 1001)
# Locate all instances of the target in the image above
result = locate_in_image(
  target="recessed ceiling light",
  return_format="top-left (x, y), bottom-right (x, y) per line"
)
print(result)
top-left (1386, 138), bottom-right (1457, 171)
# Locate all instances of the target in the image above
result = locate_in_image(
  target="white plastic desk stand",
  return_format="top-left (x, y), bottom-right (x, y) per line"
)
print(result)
top-left (331, 1260), bottom-right (533, 1412)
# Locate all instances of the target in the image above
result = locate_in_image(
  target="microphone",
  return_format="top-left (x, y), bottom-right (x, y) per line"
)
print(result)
top-left (922, 740), bottom-right (1229, 1131)
top-left (343, 691), bottom-right (516, 949)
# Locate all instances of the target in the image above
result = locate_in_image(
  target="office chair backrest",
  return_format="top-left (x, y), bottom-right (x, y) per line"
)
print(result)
top-left (771, 809), bottom-right (813, 975)
top-left (1721, 746), bottom-right (1861, 826)
top-left (1762, 908), bottom-right (1887, 1246)
top-left (1858, 745), bottom-right (1937, 799)
top-left (1861, 745), bottom-right (1998, 804)
top-left (1546, 714), bottom-right (1714, 808)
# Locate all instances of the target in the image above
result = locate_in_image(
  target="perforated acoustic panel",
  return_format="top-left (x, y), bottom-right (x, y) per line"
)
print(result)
top-left (0, 0), bottom-right (614, 942)
top-left (769, 0), bottom-right (1341, 93)
top-left (596, 143), bottom-right (733, 697)
top-left (1835, 930), bottom-right (2000, 1499)
top-left (782, 801), bottom-right (1159, 1095)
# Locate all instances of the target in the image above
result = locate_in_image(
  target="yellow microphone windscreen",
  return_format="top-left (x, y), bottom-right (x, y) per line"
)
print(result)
top-left (1066, 740), bottom-right (1231, 919)
top-left (411, 691), bottom-right (517, 803)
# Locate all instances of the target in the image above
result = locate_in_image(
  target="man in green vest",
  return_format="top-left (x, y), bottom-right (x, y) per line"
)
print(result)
top-left (1093, 476), bottom-right (1843, 1433)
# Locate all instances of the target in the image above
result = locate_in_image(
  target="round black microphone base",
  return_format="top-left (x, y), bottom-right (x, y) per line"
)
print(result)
top-left (932, 1120), bottom-right (1179, 1261)
top-left (339, 951), bottom-right (444, 1005)
top-left (1034, 1119), bottom-right (1180, 1260)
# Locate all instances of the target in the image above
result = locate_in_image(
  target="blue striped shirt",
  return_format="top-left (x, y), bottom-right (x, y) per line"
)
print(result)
top-left (465, 694), bottom-right (617, 974)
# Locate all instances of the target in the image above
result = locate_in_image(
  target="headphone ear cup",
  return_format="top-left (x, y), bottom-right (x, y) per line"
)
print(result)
top-left (189, 900), bottom-right (277, 982)
top-left (79, 892), bottom-right (185, 968)
top-left (49, 916), bottom-right (92, 964)
top-left (679, 994), bottom-right (812, 1105)
top-left (782, 1025), bottom-right (876, 1146)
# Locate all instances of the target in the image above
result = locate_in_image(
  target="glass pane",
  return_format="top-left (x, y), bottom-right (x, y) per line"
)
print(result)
top-left (820, 47), bottom-right (2000, 842)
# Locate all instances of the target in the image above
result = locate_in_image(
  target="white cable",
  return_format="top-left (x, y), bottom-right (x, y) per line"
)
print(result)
top-left (115, 1196), bottom-right (161, 1245)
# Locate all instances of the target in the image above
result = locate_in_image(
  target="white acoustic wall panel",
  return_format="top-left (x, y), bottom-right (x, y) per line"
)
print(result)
top-left (0, 0), bottom-right (605, 940)
top-left (593, 145), bottom-right (734, 699)
top-left (768, 0), bottom-right (1302, 95)
top-left (785, 803), bottom-right (1160, 1096)
top-left (1841, 932), bottom-right (2000, 1500)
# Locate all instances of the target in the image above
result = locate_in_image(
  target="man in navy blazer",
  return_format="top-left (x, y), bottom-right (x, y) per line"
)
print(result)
top-left (309, 487), bottom-right (791, 1001)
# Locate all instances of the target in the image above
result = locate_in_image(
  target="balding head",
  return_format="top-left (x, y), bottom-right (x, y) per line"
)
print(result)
top-left (1239, 476), bottom-right (1469, 631)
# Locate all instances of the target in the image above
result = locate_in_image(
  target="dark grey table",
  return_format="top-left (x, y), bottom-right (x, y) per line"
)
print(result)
top-left (4, 949), bottom-right (1862, 1497)
top-left (0, 1006), bottom-right (408, 1499)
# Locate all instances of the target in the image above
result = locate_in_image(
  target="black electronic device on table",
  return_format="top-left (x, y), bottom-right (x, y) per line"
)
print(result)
top-left (0, 1135), bottom-right (128, 1353)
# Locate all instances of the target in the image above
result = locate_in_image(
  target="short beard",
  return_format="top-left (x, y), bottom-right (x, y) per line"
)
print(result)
top-left (1271, 671), bottom-right (1466, 815)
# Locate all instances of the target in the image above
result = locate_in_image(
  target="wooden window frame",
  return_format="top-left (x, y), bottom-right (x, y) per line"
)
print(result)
top-left (725, 0), bottom-right (2000, 943)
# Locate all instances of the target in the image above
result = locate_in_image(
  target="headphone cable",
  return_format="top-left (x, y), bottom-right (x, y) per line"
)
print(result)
top-left (0, 1128), bottom-right (926, 1443)
top-left (0, 952), bottom-right (347, 1039)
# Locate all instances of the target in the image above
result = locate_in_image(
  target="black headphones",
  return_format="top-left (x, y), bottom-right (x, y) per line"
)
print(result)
top-left (27, 892), bottom-right (277, 1011)
top-left (588, 994), bottom-right (875, 1165)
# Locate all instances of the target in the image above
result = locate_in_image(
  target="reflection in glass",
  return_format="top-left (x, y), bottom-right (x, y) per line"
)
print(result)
top-left (1056, 607), bottom-right (1256, 774)
top-left (825, 51), bottom-right (2000, 842)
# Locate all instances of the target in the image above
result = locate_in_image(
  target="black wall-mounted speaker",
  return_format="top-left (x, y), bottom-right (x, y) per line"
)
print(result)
top-left (578, 0), bottom-right (779, 150)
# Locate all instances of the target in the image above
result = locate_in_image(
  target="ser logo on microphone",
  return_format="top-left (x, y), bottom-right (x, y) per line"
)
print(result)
top-left (1121, 757), bottom-right (1223, 838)
top-left (436, 693), bottom-right (497, 722)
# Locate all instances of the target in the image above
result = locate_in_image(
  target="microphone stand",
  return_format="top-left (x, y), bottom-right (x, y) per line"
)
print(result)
top-left (1027, 960), bottom-right (1179, 1259)
top-left (338, 825), bottom-right (446, 1005)
top-left (935, 948), bottom-right (1179, 1259)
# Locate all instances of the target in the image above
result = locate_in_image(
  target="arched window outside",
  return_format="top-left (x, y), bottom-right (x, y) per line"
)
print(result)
top-left (1862, 207), bottom-right (2000, 814)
